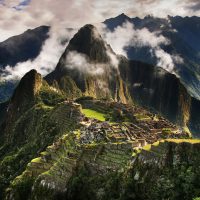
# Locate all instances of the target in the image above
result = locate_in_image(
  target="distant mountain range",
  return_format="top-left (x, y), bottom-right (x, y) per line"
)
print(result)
top-left (104, 14), bottom-right (200, 100)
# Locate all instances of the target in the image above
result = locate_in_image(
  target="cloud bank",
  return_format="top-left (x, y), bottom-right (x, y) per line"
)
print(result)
top-left (65, 51), bottom-right (105, 75)
top-left (98, 21), bottom-right (183, 72)
top-left (1, 27), bottom-right (76, 80)
top-left (1, 0), bottom-right (200, 42)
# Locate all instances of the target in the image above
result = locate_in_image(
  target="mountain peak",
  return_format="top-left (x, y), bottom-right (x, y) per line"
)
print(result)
top-left (11, 69), bottom-right (42, 108)
top-left (103, 13), bottom-right (131, 30)
top-left (117, 13), bottom-right (129, 19)
top-left (14, 69), bottom-right (42, 96)
top-left (62, 24), bottom-right (112, 63)
top-left (3, 70), bottom-right (43, 135)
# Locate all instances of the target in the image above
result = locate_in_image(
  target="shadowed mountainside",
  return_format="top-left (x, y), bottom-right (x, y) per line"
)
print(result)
top-left (104, 14), bottom-right (200, 100)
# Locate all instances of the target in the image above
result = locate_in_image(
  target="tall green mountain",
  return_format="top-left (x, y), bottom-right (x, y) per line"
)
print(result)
top-left (46, 24), bottom-right (131, 103)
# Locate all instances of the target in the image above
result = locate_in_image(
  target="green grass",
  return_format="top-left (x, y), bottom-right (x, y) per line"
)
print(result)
top-left (82, 109), bottom-right (106, 121)
top-left (152, 141), bottom-right (160, 146)
top-left (31, 157), bottom-right (42, 163)
top-left (134, 113), bottom-right (151, 121)
top-left (142, 139), bottom-right (200, 151)
top-left (162, 128), bottom-right (172, 134)
top-left (142, 144), bottom-right (152, 151)
top-left (166, 139), bottom-right (200, 144)
top-left (40, 151), bottom-right (49, 156)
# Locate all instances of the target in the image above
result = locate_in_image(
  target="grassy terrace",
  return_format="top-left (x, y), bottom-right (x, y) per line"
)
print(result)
top-left (142, 141), bottom-right (160, 151)
top-left (166, 139), bottom-right (200, 144)
top-left (142, 139), bottom-right (200, 153)
top-left (82, 109), bottom-right (106, 121)
top-left (134, 113), bottom-right (151, 121)
top-left (31, 157), bottom-right (42, 163)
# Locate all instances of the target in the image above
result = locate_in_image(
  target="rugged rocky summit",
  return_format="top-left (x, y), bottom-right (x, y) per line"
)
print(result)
top-left (0, 70), bottom-right (42, 143)
top-left (63, 24), bottom-right (112, 63)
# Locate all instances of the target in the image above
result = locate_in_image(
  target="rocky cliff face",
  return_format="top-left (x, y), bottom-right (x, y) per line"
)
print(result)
top-left (118, 58), bottom-right (198, 134)
top-left (189, 98), bottom-right (200, 135)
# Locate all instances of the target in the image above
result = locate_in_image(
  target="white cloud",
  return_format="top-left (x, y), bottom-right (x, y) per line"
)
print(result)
top-left (98, 22), bottom-right (170, 56)
top-left (154, 49), bottom-right (175, 72)
top-left (64, 49), bottom-right (118, 76)
top-left (1, 27), bottom-right (76, 80)
top-left (0, 0), bottom-right (192, 80)
top-left (98, 21), bottom-right (178, 72)
top-left (1, 18), bottom-right (185, 80)
top-left (65, 51), bottom-right (104, 75)
top-left (1, 0), bottom-right (200, 42)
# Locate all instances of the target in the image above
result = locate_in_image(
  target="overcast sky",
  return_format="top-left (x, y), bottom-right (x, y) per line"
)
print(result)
top-left (0, 0), bottom-right (200, 41)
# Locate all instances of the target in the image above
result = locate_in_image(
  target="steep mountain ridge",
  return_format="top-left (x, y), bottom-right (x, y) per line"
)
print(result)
top-left (1, 15), bottom-right (200, 103)
top-left (0, 68), bottom-right (197, 200)
top-left (1, 70), bottom-right (42, 143)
